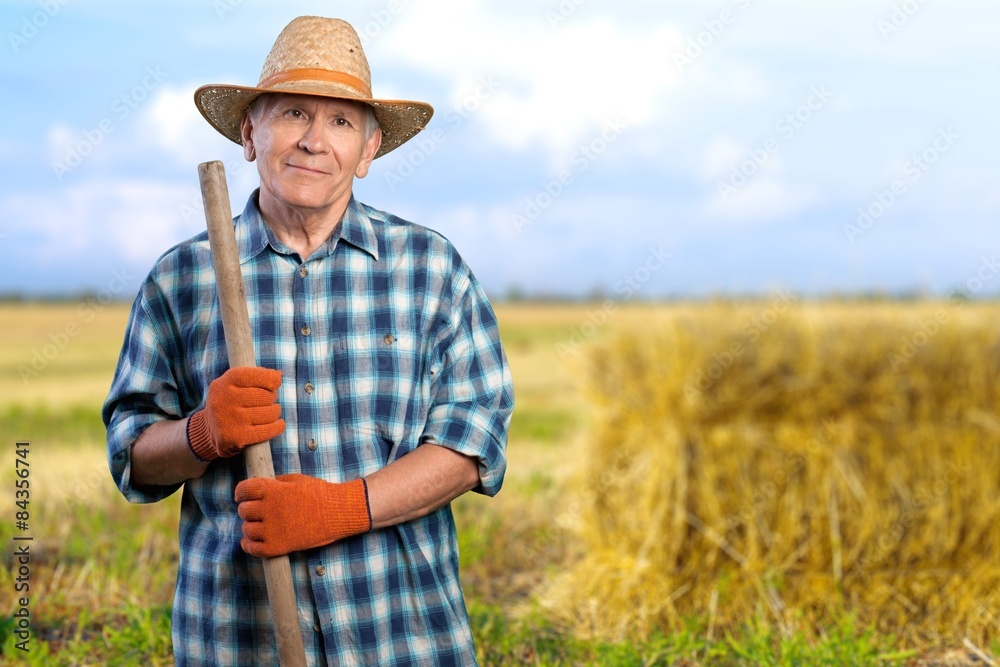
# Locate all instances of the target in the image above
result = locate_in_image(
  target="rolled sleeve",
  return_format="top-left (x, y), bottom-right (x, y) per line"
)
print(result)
top-left (103, 289), bottom-right (185, 504)
top-left (106, 407), bottom-right (181, 504)
top-left (420, 272), bottom-right (514, 497)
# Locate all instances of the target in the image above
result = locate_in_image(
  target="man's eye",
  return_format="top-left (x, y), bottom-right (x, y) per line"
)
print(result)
top-left (334, 118), bottom-right (349, 126)
top-left (286, 109), bottom-right (304, 118)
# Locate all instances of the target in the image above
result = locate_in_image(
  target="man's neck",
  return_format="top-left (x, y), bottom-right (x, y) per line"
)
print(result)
top-left (258, 189), bottom-right (352, 260)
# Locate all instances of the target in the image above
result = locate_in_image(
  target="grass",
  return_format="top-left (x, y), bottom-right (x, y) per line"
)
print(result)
top-left (0, 604), bottom-right (173, 666)
top-left (0, 301), bottom-right (995, 665)
top-left (2, 405), bottom-right (107, 444)
top-left (0, 430), bottom-right (179, 665)
top-left (469, 604), bottom-right (917, 666)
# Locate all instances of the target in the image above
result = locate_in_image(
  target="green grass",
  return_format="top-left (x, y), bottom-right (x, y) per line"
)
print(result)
top-left (0, 604), bottom-right (173, 666)
top-left (469, 603), bottom-right (917, 666)
top-left (1, 404), bottom-right (106, 444)
top-left (508, 406), bottom-right (578, 443)
top-left (720, 613), bottom-right (916, 667)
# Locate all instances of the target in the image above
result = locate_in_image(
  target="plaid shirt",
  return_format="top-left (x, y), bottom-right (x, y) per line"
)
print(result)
top-left (103, 191), bottom-right (513, 666)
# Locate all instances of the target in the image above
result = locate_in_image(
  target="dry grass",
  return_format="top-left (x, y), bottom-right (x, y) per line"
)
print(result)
top-left (544, 301), bottom-right (1000, 648)
top-left (4, 300), bottom-right (999, 664)
top-left (0, 303), bottom-right (130, 408)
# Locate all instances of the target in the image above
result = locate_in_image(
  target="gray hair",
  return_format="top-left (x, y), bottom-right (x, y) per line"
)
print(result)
top-left (245, 94), bottom-right (380, 141)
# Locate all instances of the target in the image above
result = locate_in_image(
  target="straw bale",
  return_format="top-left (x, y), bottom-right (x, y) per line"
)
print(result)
top-left (544, 303), bottom-right (1000, 645)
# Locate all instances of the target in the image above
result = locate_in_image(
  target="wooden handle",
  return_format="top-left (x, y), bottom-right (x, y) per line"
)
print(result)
top-left (199, 161), bottom-right (307, 667)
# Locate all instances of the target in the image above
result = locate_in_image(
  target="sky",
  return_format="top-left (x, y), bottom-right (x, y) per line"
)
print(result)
top-left (1, 0), bottom-right (998, 300)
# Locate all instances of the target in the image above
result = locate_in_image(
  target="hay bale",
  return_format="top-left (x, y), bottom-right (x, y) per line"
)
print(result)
top-left (544, 302), bottom-right (1000, 645)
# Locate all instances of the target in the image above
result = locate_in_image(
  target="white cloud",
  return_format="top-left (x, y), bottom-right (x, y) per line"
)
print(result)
top-left (699, 136), bottom-right (747, 181)
top-left (9, 0), bottom-right (998, 297)
top-left (105, 181), bottom-right (204, 263)
top-left (704, 177), bottom-right (821, 225)
top-left (43, 82), bottom-right (244, 179)
top-left (131, 83), bottom-right (248, 170)
top-left (143, 84), bottom-right (217, 165)
top-left (373, 1), bottom-right (684, 162)
top-left (45, 123), bottom-right (76, 164)
top-left (2, 179), bottom-right (203, 267)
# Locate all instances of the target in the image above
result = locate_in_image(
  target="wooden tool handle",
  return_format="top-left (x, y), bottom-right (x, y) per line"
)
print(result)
top-left (199, 160), bottom-right (307, 667)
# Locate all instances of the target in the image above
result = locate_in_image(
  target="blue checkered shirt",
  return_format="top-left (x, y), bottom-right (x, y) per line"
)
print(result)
top-left (103, 191), bottom-right (513, 666)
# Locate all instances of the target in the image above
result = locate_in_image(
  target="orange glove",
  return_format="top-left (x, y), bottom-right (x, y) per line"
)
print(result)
top-left (235, 474), bottom-right (372, 558)
top-left (186, 367), bottom-right (285, 462)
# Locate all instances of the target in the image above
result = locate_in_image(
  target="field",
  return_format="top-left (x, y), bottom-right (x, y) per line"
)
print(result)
top-left (0, 300), bottom-right (998, 665)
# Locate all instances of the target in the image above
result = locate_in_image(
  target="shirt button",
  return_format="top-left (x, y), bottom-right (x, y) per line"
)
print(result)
top-left (298, 265), bottom-right (308, 278)
top-left (307, 438), bottom-right (318, 451)
top-left (315, 565), bottom-right (326, 577)
top-left (383, 333), bottom-right (395, 345)
top-left (313, 623), bottom-right (321, 633)
top-left (304, 382), bottom-right (315, 394)
top-left (300, 325), bottom-right (311, 336)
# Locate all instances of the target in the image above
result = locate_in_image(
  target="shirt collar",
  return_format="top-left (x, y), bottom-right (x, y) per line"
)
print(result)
top-left (236, 190), bottom-right (380, 263)
top-left (338, 195), bottom-right (380, 261)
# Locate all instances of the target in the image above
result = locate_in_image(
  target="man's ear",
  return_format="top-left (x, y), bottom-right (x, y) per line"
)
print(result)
top-left (355, 127), bottom-right (382, 179)
top-left (240, 114), bottom-right (256, 162)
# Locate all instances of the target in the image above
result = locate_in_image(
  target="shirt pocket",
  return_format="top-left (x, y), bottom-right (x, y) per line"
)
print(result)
top-left (332, 328), bottom-right (427, 465)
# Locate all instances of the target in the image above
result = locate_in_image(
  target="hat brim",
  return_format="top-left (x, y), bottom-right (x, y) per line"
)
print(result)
top-left (194, 83), bottom-right (433, 160)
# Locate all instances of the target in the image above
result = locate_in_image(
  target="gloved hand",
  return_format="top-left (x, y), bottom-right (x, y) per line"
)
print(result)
top-left (235, 474), bottom-right (372, 558)
top-left (186, 367), bottom-right (285, 462)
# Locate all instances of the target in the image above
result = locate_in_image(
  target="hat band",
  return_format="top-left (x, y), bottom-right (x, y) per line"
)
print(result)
top-left (257, 68), bottom-right (372, 98)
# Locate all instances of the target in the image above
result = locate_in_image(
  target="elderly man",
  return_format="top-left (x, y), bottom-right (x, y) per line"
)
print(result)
top-left (103, 16), bottom-right (513, 666)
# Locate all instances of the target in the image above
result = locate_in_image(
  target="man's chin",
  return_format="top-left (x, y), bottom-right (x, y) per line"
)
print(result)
top-left (262, 187), bottom-right (351, 217)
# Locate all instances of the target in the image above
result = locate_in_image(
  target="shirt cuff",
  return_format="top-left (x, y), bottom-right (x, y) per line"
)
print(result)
top-left (420, 403), bottom-right (507, 497)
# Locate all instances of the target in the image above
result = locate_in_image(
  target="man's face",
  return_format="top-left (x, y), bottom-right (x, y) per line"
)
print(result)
top-left (240, 93), bottom-right (381, 218)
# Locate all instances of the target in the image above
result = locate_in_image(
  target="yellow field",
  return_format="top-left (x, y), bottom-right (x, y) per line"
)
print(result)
top-left (1, 300), bottom-right (998, 664)
top-left (0, 302), bottom-right (129, 408)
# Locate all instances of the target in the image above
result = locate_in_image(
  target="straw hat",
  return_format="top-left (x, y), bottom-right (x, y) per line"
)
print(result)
top-left (194, 16), bottom-right (433, 159)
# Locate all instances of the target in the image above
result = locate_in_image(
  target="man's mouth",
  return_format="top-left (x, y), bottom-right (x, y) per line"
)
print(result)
top-left (288, 164), bottom-right (327, 175)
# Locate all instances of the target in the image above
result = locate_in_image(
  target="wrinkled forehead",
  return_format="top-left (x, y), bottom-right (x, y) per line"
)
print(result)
top-left (249, 92), bottom-right (371, 120)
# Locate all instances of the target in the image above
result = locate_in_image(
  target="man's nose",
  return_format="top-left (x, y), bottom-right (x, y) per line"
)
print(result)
top-left (297, 119), bottom-right (330, 153)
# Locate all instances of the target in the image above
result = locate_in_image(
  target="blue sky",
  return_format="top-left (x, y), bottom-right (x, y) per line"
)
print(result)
top-left (1, 0), bottom-right (997, 299)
